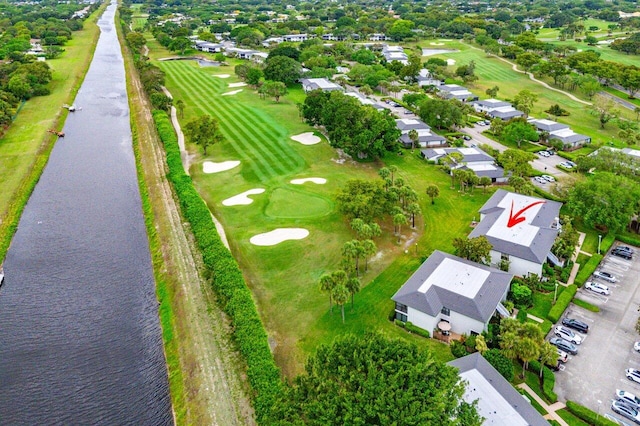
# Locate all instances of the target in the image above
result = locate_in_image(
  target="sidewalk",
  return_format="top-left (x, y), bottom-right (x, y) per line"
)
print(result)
top-left (567, 232), bottom-right (587, 285)
top-left (517, 383), bottom-right (569, 426)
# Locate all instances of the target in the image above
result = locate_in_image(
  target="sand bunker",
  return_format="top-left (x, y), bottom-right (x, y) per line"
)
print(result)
top-left (222, 89), bottom-right (243, 96)
top-left (250, 228), bottom-right (309, 246)
top-left (213, 74), bottom-right (230, 78)
top-left (228, 82), bottom-right (247, 88)
top-left (203, 160), bottom-right (240, 174)
top-left (291, 132), bottom-right (321, 145)
top-left (430, 42), bottom-right (444, 46)
top-left (446, 59), bottom-right (456, 66)
top-left (290, 178), bottom-right (327, 185)
top-left (222, 188), bottom-right (265, 206)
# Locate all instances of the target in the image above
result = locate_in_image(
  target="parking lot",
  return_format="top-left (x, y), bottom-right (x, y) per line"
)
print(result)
top-left (554, 244), bottom-right (640, 422)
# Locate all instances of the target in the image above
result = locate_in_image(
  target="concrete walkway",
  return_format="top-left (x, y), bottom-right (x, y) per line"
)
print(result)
top-left (517, 383), bottom-right (569, 426)
top-left (567, 232), bottom-right (587, 286)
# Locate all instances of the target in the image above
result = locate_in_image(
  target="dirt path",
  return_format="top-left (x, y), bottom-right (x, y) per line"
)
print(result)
top-left (129, 54), bottom-right (254, 424)
top-left (461, 41), bottom-right (592, 106)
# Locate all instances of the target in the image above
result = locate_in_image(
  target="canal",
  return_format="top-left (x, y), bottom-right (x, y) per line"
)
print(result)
top-left (0, 1), bottom-right (173, 424)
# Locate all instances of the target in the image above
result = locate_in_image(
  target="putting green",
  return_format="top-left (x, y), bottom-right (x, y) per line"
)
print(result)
top-left (265, 188), bottom-right (332, 218)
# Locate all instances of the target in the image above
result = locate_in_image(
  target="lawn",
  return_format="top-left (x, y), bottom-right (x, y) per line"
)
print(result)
top-left (155, 57), bottom-right (493, 376)
top-left (0, 6), bottom-right (102, 230)
top-left (537, 18), bottom-right (623, 41)
top-left (547, 39), bottom-right (640, 67)
top-left (423, 40), bottom-right (627, 145)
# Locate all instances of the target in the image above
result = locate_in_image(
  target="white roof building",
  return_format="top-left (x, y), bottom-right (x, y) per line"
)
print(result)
top-left (468, 190), bottom-right (562, 277)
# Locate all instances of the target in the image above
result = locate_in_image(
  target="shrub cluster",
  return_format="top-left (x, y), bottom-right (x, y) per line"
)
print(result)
top-left (405, 322), bottom-right (431, 338)
top-left (152, 110), bottom-right (281, 422)
top-left (565, 401), bottom-right (618, 426)
top-left (547, 284), bottom-right (577, 323)
top-left (574, 254), bottom-right (603, 286)
top-left (527, 360), bottom-right (557, 403)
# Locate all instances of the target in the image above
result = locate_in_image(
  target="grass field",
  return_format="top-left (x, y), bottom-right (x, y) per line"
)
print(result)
top-left (155, 56), bottom-right (494, 376)
top-left (537, 18), bottom-right (621, 40)
top-left (548, 39), bottom-right (640, 66)
top-left (423, 40), bottom-right (629, 145)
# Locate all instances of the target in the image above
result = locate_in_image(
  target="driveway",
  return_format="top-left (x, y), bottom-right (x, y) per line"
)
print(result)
top-left (553, 244), bottom-right (640, 422)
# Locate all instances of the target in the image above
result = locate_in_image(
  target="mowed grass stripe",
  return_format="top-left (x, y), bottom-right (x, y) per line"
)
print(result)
top-left (161, 62), bottom-right (304, 179)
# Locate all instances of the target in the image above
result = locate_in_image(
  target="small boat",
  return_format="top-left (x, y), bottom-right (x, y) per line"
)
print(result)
top-left (63, 104), bottom-right (77, 112)
top-left (0, 266), bottom-right (4, 287)
top-left (47, 129), bottom-right (65, 137)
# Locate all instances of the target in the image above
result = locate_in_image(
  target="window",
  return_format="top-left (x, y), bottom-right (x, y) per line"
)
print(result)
top-left (395, 302), bottom-right (407, 313)
top-left (501, 253), bottom-right (509, 261)
top-left (441, 306), bottom-right (450, 316)
top-left (470, 331), bottom-right (479, 336)
top-left (395, 312), bottom-right (407, 322)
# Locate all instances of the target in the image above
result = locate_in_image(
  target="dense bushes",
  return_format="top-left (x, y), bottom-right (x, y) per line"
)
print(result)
top-left (565, 401), bottom-right (618, 426)
top-left (547, 284), bottom-right (577, 323)
top-left (528, 360), bottom-right (557, 403)
top-left (152, 110), bottom-right (281, 423)
top-left (574, 254), bottom-right (603, 286)
top-left (405, 322), bottom-right (431, 338)
top-left (483, 349), bottom-right (513, 381)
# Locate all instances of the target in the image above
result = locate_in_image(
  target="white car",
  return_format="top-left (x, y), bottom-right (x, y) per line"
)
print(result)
top-left (585, 281), bottom-right (610, 295)
top-left (554, 326), bottom-right (582, 345)
top-left (617, 389), bottom-right (640, 410)
top-left (539, 151), bottom-right (550, 157)
top-left (559, 161), bottom-right (574, 169)
top-left (541, 175), bottom-right (555, 182)
top-left (634, 341), bottom-right (640, 352)
top-left (628, 368), bottom-right (640, 384)
top-left (593, 270), bottom-right (617, 283)
top-left (533, 176), bottom-right (547, 184)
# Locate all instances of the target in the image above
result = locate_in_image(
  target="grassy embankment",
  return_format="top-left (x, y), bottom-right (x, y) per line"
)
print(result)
top-left (0, 3), bottom-right (106, 260)
top-left (153, 55), bottom-right (492, 376)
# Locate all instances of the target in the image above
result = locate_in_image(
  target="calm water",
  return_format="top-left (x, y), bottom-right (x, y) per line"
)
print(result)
top-left (0, 2), bottom-right (173, 424)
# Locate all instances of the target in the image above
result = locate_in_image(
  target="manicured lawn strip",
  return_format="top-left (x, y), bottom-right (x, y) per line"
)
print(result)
top-left (0, 4), bottom-right (105, 260)
top-left (556, 409), bottom-right (591, 426)
top-left (517, 388), bottom-right (548, 416)
top-left (602, 86), bottom-right (640, 107)
top-left (159, 61), bottom-right (304, 182)
top-left (153, 110), bottom-right (281, 423)
top-left (530, 288), bottom-right (564, 320)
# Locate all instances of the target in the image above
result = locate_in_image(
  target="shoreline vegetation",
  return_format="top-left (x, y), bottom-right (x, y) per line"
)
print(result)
top-left (0, 2), bottom-right (107, 261)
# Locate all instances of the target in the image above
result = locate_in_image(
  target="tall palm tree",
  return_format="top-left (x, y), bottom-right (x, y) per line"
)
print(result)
top-left (332, 284), bottom-right (349, 323)
top-left (408, 129), bottom-right (419, 151)
top-left (426, 184), bottom-right (440, 205)
top-left (361, 240), bottom-right (376, 271)
top-left (538, 342), bottom-right (558, 378)
top-left (406, 202), bottom-right (421, 228)
top-left (346, 277), bottom-right (361, 308)
top-left (516, 337), bottom-right (540, 378)
top-left (319, 274), bottom-right (336, 312)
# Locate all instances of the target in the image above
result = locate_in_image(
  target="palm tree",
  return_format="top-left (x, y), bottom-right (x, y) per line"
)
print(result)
top-left (408, 129), bottom-right (419, 151)
top-left (378, 167), bottom-right (390, 181)
top-left (426, 184), bottom-right (440, 205)
top-left (342, 240), bottom-right (361, 276)
top-left (478, 176), bottom-right (492, 193)
top-left (406, 202), bottom-right (421, 228)
top-left (499, 331), bottom-right (518, 362)
top-left (175, 99), bottom-right (185, 118)
top-left (361, 240), bottom-right (376, 272)
top-left (516, 337), bottom-right (540, 378)
top-left (346, 277), bottom-right (361, 308)
top-left (538, 342), bottom-right (558, 377)
top-left (332, 284), bottom-right (349, 323)
top-left (388, 165), bottom-right (398, 184)
top-left (393, 213), bottom-right (408, 242)
top-left (319, 274), bottom-right (336, 312)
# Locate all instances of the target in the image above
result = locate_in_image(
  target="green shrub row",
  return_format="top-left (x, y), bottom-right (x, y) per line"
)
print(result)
top-left (528, 360), bottom-right (557, 403)
top-left (405, 321), bottom-right (431, 338)
top-left (565, 401), bottom-right (618, 426)
top-left (532, 186), bottom-right (565, 203)
top-left (152, 110), bottom-right (281, 423)
top-left (574, 254), bottom-right (603, 286)
top-left (572, 298), bottom-right (600, 312)
top-left (601, 233), bottom-right (615, 254)
top-left (547, 284), bottom-right (577, 323)
top-left (616, 234), bottom-right (640, 248)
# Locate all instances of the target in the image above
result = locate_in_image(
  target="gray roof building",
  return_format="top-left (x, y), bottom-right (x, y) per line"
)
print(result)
top-left (488, 107), bottom-right (524, 120)
top-left (469, 190), bottom-right (561, 264)
top-left (395, 118), bottom-right (430, 133)
top-left (300, 78), bottom-right (344, 92)
top-left (391, 251), bottom-right (513, 324)
top-left (528, 118), bottom-right (569, 133)
top-left (448, 353), bottom-right (550, 426)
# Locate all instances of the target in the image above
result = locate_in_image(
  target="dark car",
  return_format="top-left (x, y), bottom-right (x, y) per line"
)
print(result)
top-left (549, 337), bottom-right (578, 355)
top-left (617, 246), bottom-right (635, 254)
top-left (562, 317), bottom-right (589, 334)
top-left (612, 248), bottom-right (633, 260)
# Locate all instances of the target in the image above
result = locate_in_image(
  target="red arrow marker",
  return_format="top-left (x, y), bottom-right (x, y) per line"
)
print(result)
top-left (507, 200), bottom-right (546, 228)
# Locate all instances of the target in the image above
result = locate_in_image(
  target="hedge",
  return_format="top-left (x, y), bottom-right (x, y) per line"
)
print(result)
top-left (572, 298), bottom-right (600, 312)
top-left (527, 360), bottom-right (557, 403)
top-left (565, 401), bottom-right (618, 426)
top-left (574, 254), bottom-right (603, 287)
top-left (152, 110), bottom-right (281, 423)
top-left (616, 234), bottom-right (640, 248)
top-left (405, 322), bottom-right (431, 338)
top-left (547, 284), bottom-right (577, 323)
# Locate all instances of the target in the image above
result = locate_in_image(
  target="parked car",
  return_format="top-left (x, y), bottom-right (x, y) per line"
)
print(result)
top-left (611, 400), bottom-right (640, 424)
top-left (617, 389), bottom-right (640, 410)
top-left (593, 270), bottom-right (617, 283)
top-left (541, 175), bottom-right (556, 182)
top-left (562, 317), bottom-right (589, 334)
top-left (612, 248), bottom-right (633, 260)
top-left (549, 337), bottom-right (578, 355)
top-left (617, 245), bottom-right (636, 254)
top-left (557, 349), bottom-right (568, 363)
top-left (635, 342), bottom-right (640, 352)
top-left (559, 161), bottom-right (574, 169)
top-left (585, 281), bottom-right (610, 295)
top-left (533, 176), bottom-right (547, 184)
top-left (539, 150), bottom-right (550, 157)
top-left (627, 368), bottom-right (640, 384)
top-left (554, 326), bottom-right (583, 345)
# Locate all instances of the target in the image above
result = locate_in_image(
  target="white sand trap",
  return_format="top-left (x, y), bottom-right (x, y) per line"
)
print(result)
top-left (213, 74), bottom-right (230, 78)
top-left (222, 188), bottom-right (265, 206)
top-left (222, 89), bottom-right (243, 96)
top-left (291, 132), bottom-right (321, 145)
top-left (228, 82), bottom-right (247, 88)
top-left (203, 160), bottom-right (240, 174)
top-left (446, 59), bottom-right (456, 66)
top-left (430, 42), bottom-right (444, 46)
top-left (291, 178), bottom-right (327, 185)
top-left (250, 228), bottom-right (309, 246)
